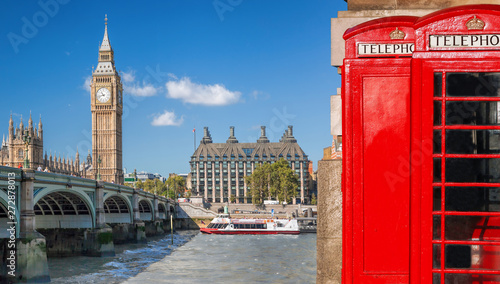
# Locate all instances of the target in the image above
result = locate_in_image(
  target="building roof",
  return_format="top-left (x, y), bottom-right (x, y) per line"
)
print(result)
top-left (192, 126), bottom-right (308, 161)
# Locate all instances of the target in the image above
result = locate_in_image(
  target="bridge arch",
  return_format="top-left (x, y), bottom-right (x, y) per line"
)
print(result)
top-left (0, 189), bottom-right (20, 238)
top-left (34, 188), bottom-right (95, 229)
top-left (157, 202), bottom-right (167, 220)
top-left (169, 204), bottom-right (176, 218)
top-left (103, 193), bottom-right (133, 223)
top-left (138, 198), bottom-right (153, 221)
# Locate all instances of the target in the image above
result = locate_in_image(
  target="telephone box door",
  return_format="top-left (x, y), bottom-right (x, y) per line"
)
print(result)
top-left (412, 59), bottom-right (500, 284)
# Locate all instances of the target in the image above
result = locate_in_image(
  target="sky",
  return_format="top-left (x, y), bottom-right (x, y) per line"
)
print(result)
top-left (0, 0), bottom-right (346, 177)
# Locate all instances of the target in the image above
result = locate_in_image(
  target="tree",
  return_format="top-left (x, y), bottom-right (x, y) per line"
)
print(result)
top-left (143, 179), bottom-right (155, 193)
top-left (246, 159), bottom-right (299, 205)
top-left (165, 175), bottom-right (186, 198)
top-left (245, 162), bottom-right (272, 205)
top-left (135, 180), bottom-right (144, 190)
top-left (270, 159), bottom-right (299, 204)
top-left (311, 193), bottom-right (317, 205)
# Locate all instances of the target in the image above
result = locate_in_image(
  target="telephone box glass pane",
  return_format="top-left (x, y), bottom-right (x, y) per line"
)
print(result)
top-left (432, 273), bottom-right (440, 284)
top-left (445, 158), bottom-right (500, 183)
top-left (434, 73), bottom-right (442, 97)
top-left (445, 216), bottom-right (500, 241)
top-left (446, 73), bottom-right (500, 97)
top-left (445, 245), bottom-right (471, 268)
top-left (446, 244), bottom-right (500, 270)
top-left (446, 101), bottom-right (500, 125)
top-left (434, 187), bottom-right (441, 211)
top-left (433, 216), bottom-right (441, 240)
top-left (434, 130), bottom-right (442, 153)
top-left (445, 274), bottom-right (500, 283)
top-left (433, 244), bottom-right (441, 269)
top-left (446, 130), bottom-right (500, 154)
top-left (434, 101), bottom-right (442, 126)
top-left (446, 187), bottom-right (500, 212)
top-left (434, 158), bottom-right (442, 182)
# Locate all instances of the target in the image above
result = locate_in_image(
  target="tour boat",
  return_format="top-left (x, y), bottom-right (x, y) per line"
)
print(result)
top-left (200, 214), bottom-right (300, 235)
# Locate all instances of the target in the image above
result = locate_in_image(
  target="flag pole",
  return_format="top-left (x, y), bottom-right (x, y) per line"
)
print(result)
top-left (193, 126), bottom-right (196, 152)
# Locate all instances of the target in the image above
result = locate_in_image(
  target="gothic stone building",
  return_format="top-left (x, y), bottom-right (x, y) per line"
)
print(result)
top-left (0, 114), bottom-right (88, 176)
top-left (190, 126), bottom-right (309, 204)
top-left (1, 16), bottom-right (122, 183)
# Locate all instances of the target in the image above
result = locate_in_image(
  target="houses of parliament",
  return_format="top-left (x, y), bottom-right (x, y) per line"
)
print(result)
top-left (0, 16), bottom-right (124, 184)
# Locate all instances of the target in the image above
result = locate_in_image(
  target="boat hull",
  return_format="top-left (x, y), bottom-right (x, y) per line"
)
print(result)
top-left (200, 228), bottom-right (299, 235)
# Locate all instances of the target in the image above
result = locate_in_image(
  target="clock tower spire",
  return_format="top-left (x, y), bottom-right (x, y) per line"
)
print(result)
top-left (90, 15), bottom-right (123, 184)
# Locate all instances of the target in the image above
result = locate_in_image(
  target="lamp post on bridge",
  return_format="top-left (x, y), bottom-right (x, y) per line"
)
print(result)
top-left (96, 155), bottom-right (102, 181)
top-left (22, 132), bottom-right (31, 169)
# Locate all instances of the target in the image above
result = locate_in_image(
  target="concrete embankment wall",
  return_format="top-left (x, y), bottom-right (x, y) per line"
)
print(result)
top-left (176, 203), bottom-right (217, 229)
top-left (36, 220), bottom-right (172, 257)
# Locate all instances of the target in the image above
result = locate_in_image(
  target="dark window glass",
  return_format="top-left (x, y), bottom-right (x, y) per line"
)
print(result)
top-left (434, 158), bottom-right (442, 182)
top-left (433, 274), bottom-right (440, 284)
top-left (446, 130), bottom-right (500, 154)
top-left (445, 274), bottom-right (500, 283)
top-left (445, 216), bottom-right (500, 241)
top-left (433, 187), bottom-right (441, 211)
top-left (434, 101), bottom-right (442, 126)
top-left (446, 73), bottom-right (500, 97)
top-left (433, 244), bottom-right (441, 269)
top-left (446, 158), bottom-right (500, 183)
top-left (433, 130), bottom-right (442, 153)
top-left (445, 245), bottom-right (471, 268)
top-left (446, 187), bottom-right (500, 212)
top-left (434, 72), bottom-right (442, 97)
top-left (433, 215), bottom-right (441, 240)
top-left (446, 101), bottom-right (500, 125)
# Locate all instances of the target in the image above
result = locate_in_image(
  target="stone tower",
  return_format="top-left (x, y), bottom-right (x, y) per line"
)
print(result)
top-left (90, 15), bottom-right (123, 184)
top-left (6, 114), bottom-right (44, 169)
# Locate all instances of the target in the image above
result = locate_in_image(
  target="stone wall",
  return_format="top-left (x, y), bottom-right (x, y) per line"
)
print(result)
top-left (317, 160), bottom-right (342, 284)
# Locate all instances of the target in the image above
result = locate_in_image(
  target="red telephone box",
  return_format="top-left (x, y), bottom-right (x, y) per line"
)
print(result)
top-left (342, 16), bottom-right (417, 283)
top-left (411, 5), bottom-right (500, 284)
top-left (342, 5), bottom-right (500, 284)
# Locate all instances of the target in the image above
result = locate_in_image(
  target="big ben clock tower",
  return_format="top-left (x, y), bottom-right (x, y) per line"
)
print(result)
top-left (91, 15), bottom-right (123, 184)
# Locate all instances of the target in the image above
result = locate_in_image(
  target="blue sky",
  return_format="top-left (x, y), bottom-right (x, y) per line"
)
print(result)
top-left (0, 0), bottom-right (346, 176)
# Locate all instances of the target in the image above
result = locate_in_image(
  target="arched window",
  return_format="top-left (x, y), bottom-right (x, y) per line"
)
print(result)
top-left (18, 149), bottom-right (23, 159)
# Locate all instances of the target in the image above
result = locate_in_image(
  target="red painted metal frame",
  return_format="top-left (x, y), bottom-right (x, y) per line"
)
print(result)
top-left (342, 16), bottom-right (417, 284)
top-left (411, 59), bottom-right (500, 284)
top-left (411, 5), bottom-right (500, 283)
top-left (342, 5), bottom-right (500, 284)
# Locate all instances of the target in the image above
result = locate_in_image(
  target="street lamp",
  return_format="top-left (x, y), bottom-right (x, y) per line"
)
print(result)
top-left (22, 132), bottom-right (31, 169)
top-left (96, 155), bottom-right (102, 181)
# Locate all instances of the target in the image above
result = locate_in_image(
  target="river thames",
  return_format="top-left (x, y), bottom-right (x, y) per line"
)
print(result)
top-left (48, 231), bottom-right (316, 284)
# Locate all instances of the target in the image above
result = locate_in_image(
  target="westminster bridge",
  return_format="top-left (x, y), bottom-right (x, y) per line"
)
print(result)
top-left (0, 166), bottom-right (176, 283)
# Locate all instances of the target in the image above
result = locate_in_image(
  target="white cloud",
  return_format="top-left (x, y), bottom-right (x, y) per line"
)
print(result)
top-left (82, 76), bottom-right (92, 92)
top-left (121, 70), bottom-right (135, 83)
top-left (125, 82), bottom-right (160, 97)
top-left (165, 77), bottom-right (241, 106)
top-left (151, 110), bottom-right (184, 126)
top-left (251, 90), bottom-right (270, 100)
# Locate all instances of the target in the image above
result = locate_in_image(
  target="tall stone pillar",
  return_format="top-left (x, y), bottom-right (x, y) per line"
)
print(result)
top-left (153, 196), bottom-right (159, 221)
top-left (132, 189), bottom-right (141, 223)
top-left (95, 181), bottom-right (105, 228)
top-left (317, 160), bottom-right (342, 284)
top-left (82, 181), bottom-right (114, 257)
top-left (132, 189), bottom-right (146, 243)
top-left (16, 169), bottom-right (50, 282)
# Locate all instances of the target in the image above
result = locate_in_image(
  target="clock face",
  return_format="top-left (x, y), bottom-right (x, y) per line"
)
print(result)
top-left (96, 88), bottom-right (111, 103)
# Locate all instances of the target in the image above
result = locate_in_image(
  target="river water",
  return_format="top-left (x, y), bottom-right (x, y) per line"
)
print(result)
top-left (48, 231), bottom-right (316, 284)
